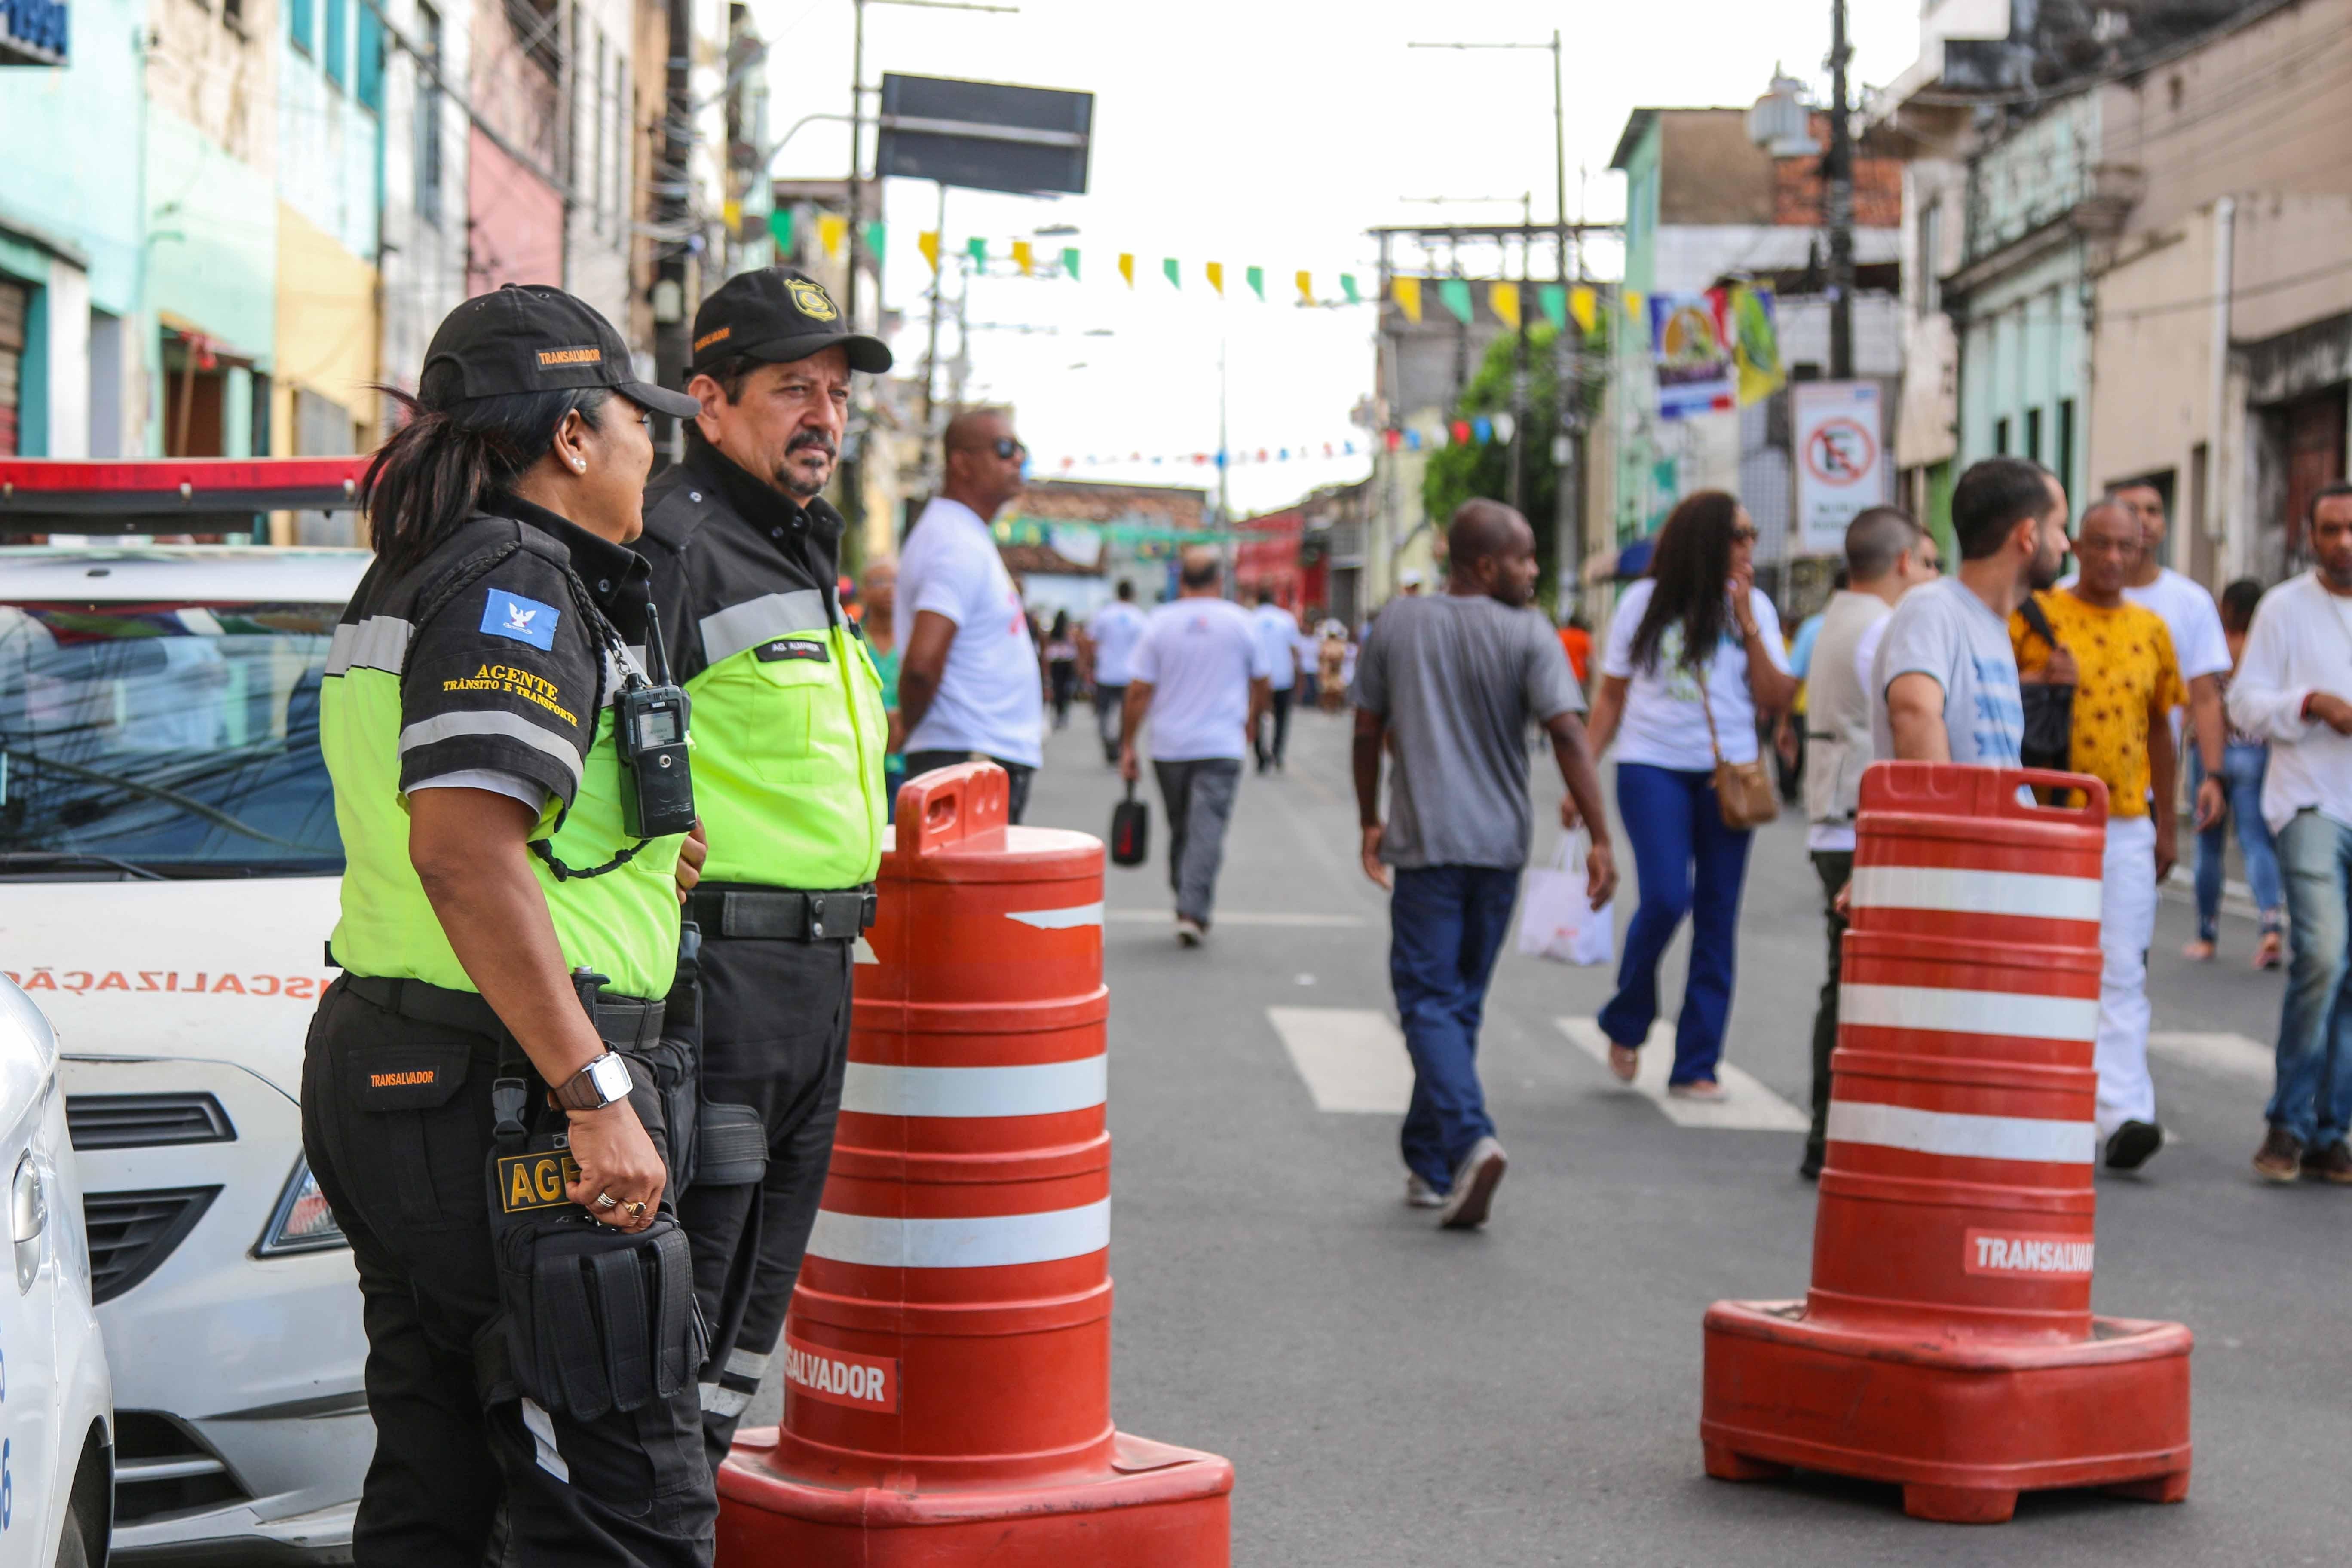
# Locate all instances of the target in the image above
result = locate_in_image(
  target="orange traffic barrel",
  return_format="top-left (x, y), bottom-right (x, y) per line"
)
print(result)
top-left (717, 763), bottom-right (1234, 1566)
top-left (1702, 761), bottom-right (2191, 1525)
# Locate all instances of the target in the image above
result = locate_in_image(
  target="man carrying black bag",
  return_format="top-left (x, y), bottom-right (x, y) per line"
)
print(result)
top-left (633, 267), bottom-right (895, 1468)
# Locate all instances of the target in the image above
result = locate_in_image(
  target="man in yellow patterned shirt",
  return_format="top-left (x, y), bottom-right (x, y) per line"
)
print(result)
top-left (2012, 499), bottom-right (2185, 1172)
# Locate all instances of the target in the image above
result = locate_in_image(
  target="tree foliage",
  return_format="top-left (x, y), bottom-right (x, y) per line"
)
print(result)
top-left (1419, 318), bottom-right (1608, 613)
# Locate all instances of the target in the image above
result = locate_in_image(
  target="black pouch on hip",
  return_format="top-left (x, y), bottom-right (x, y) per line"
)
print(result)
top-left (483, 1046), bottom-right (705, 1419)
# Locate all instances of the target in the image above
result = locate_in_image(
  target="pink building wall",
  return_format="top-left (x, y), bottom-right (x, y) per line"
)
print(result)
top-left (466, 128), bottom-right (564, 297)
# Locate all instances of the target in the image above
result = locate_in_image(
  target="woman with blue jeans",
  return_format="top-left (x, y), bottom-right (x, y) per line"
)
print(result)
top-left (1582, 492), bottom-right (1797, 1097)
top-left (2186, 579), bottom-right (2285, 967)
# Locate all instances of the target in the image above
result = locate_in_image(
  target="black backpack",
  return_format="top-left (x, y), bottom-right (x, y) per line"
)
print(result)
top-left (2016, 596), bottom-right (2075, 773)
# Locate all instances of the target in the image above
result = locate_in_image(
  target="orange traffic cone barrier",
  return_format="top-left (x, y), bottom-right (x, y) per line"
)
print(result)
top-left (717, 763), bottom-right (1234, 1565)
top-left (1703, 763), bottom-right (2192, 1524)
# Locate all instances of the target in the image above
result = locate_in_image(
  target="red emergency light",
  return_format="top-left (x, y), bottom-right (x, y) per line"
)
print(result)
top-left (0, 457), bottom-right (372, 533)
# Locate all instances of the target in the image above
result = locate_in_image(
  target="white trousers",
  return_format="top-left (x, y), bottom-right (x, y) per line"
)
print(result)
top-left (2095, 814), bottom-right (2159, 1136)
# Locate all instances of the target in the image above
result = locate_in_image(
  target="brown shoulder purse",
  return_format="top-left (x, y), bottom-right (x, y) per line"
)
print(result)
top-left (1698, 671), bottom-right (1780, 831)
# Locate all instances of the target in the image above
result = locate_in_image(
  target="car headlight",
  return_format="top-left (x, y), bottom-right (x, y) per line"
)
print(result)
top-left (254, 1155), bottom-right (347, 1257)
top-left (11, 1152), bottom-right (45, 1293)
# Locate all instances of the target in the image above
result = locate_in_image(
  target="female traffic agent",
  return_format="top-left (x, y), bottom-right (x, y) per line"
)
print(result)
top-left (300, 285), bottom-right (716, 1567)
top-left (1582, 491), bottom-right (1798, 1099)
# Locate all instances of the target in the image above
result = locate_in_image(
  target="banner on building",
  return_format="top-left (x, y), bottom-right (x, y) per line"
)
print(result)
top-left (1728, 285), bottom-right (1784, 407)
top-left (1793, 380), bottom-right (1889, 554)
top-left (1649, 292), bottom-right (1734, 420)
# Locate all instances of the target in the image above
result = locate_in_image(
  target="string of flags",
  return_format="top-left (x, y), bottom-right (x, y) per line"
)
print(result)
top-left (1035, 441), bottom-right (1366, 472)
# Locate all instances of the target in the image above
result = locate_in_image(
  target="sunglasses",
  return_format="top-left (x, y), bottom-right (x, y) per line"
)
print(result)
top-left (991, 438), bottom-right (1027, 461)
top-left (1730, 526), bottom-right (1760, 544)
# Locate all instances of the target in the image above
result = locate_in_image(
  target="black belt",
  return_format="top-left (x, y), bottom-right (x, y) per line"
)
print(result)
top-left (341, 973), bottom-right (667, 1051)
top-left (684, 885), bottom-right (877, 942)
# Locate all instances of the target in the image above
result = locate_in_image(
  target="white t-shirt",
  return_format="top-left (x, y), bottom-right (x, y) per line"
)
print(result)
top-left (1805, 615), bottom-right (1890, 854)
top-left (1129, 596), bottom-right (1273, 762)
top-left (1600, 579), bottom-right (1789, 771)
top-left (1250, 603), bottom-right (1300, 690)
top-left (1086, 599), bottom-right (1147, 686)
top-left (897, 496), bottom-right (1044, 767)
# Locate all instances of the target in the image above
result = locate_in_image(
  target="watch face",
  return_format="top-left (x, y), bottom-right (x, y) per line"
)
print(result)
top-left (586, 1054), bottom-right (633, 1104)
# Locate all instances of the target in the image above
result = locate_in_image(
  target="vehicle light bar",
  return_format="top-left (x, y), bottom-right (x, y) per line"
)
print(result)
top-left (0, 458), bottom-right (371, 533)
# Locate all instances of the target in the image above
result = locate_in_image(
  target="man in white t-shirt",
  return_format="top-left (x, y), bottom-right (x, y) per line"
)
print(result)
top-left (898, 409), bottom-right (1046, 821)
top-left (1119, 547), bottom-right (1272, 945)
top-left (1249, 588), bottom-right (1302, 774)
top-left (2107, 482), bottom-right (2233, 953)
top-left (1081, 579), bottom-right (1146, 768)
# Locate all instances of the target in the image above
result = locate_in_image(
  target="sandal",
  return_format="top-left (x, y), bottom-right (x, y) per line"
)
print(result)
top-left (2254, 930), bottom-right (2284, 971)
top-left (1608, 1043), bottom-right (1639, 1083)
top-left (2182, 939), bottom-right (2216, 962)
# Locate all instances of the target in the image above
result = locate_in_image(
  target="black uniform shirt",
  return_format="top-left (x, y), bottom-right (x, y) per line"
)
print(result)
top-left (389, 496), bottom-right (654, 812)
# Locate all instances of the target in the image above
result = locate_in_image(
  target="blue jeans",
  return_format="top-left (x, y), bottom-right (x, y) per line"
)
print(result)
top-left (2192, 744), bottom-right (2285, 941)
top-left (1598, 763), bottom-right (1756, 1085)
top-left (2270, 810), bottom-right (2352, 1147)
top-left (1390, 864), bottom-right (1519, 1191)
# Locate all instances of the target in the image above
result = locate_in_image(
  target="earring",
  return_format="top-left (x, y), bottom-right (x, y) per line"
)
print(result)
top-left (573, 458), bottom-right (587, 472)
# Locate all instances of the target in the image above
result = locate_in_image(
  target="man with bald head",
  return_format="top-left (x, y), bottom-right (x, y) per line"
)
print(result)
top-left (1119, 545), bottom-right (1272, 943)
top-left (1352, 500), bottom-right (1615, 1230)
top-left (898, 407), bottom-right (1046, 820)
top-left (2013, 498), bottom-right (2185, 1171)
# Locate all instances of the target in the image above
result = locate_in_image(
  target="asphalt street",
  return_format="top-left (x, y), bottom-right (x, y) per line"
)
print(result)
top-left (734, 698), bottom-right (2349, 1567)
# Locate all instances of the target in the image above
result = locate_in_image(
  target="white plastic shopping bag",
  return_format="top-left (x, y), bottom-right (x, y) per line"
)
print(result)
top-left (1515, 833), bottom-right (1615, 967)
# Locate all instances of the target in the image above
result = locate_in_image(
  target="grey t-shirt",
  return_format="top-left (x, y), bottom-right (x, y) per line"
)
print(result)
top-left (1869, 578), bottom-right (2024, 766)
top-left (1352, 594), bottom-right (1584, 870)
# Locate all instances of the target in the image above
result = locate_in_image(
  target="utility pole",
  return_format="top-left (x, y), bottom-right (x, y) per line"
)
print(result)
top-left (1509, 194), bottom-right (1530, 514)
top-left (1826, 0), bottom-right (1856, 380)
top-left (652, 0), bottom-right (696, 460)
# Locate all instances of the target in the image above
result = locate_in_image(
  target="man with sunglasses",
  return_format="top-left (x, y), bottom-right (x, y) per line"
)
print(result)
top-left (899, 409), bottom-right (1047, 820)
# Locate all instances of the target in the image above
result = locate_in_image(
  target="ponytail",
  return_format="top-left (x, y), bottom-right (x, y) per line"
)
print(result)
top-left (361, 377), bottom-right (613, 577)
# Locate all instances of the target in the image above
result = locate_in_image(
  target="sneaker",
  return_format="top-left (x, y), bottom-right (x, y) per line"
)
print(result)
top-left (1437, 1138), bottom-right (1507, 1230)
top-left (2300, 1139), bottom-right (2352, 1185)
top-left (1668, 1079), bottom-right (1727, 1102)
top-left (1175, 916), bottom-right (1205, 947)
top-left (2253, 1125), bottom-right (2305, 1185)
top-left (1404, 1172), bottom-right (1447, 1209)
top-left (2104, 1120), bottom-right (2164, 1171)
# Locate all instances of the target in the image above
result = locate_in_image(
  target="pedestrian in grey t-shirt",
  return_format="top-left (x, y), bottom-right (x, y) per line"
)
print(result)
top-left (1874, 457), bottom-right (2070, 766)
top-left (1351, 500), bottom-right (1616, 1231)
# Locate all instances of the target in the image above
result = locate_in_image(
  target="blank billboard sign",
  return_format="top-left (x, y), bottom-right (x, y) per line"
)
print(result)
top-left (876, 73), bottom-right (1093, 196)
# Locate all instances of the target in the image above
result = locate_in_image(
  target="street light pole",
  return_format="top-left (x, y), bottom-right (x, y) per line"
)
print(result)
top-left (1826, 0), bottom-right (1856, 380)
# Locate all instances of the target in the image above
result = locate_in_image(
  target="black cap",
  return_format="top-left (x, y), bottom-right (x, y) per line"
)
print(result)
top-left (423, 285), bottom-right (701, 419)
top-left (689, 267), bottom-right (893, 377)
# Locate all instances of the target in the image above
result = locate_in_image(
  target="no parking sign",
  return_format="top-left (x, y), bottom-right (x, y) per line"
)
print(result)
top-left (1794, 381), bottom-right (1888, 555)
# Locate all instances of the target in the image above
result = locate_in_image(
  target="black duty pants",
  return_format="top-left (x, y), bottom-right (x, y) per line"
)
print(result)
top-left (1253, 685), bottom-right (1295, 772)
top-left (1806, 848), bottom-right (1853, 1167)
top-left (301, 979), bottom-right (714, 1568)
top-left (674, 934), bottom-right (854, 1472)
top-left (903, 749), bottom-right (1034, 824)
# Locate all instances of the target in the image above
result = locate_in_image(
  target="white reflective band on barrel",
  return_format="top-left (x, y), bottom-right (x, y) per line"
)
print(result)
top-left (807, 1197), bottom-right (1111, 1269)
top-left (1005, 902), bottom-right (1105, 930)
top-left (1850, 864), bottom-right (2104, 922)
top-left (842, 1056), bottom-right (1107, 1118)
top-left (1827, 1100), bottom-right (2097, 1164)
top-left (1840, 983), bottom-right (2100, 1041)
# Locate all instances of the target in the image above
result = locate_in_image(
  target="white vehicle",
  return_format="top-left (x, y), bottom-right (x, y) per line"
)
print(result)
top-left (0, 542), bottom-right (374, 1561)
top-left (0, 974), bottom-right (114, 1567)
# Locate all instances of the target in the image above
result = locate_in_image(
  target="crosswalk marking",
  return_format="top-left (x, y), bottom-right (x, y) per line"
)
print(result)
top-left (2147, 1030), bottom-right (2271, 1084)
top-left (1265, 1007), bottom-right (1414, 1114)
top-left (1554, 1018), bottom-right (1809, 1132)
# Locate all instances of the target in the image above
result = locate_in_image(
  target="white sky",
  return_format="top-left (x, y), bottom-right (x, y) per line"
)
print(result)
top-left (751, 0), bottom-right (1923, 515)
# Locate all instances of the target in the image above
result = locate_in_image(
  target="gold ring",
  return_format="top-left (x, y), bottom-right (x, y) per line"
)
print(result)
top-left (625, 1200), bottom-right (648, 1219)
top-left (595, 1191), bottom-right (619, 1209)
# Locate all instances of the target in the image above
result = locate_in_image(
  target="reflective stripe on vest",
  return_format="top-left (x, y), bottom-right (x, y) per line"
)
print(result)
top-left (699, 589), bottom-right (830, 666)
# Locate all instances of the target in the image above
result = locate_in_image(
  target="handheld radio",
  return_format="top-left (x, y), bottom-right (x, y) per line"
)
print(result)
top-left (615, 601), bottom-right (697, 839)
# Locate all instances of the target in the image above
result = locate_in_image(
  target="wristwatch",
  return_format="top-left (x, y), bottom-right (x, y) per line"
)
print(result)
top-left (551, 1050), bottom-right (634, 1112)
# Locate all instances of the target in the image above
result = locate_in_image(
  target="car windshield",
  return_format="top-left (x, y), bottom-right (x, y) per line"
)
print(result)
top-left (0, 600), bottom-right (343, 877)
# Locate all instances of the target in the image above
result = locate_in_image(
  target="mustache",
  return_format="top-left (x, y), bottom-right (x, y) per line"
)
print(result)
top-left (787, 431), bottom-right (838, 459)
